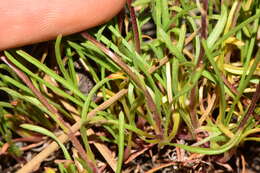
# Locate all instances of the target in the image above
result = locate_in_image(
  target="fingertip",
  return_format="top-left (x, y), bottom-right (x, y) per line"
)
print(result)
top-left (0, 0), bottom-right (126, 50)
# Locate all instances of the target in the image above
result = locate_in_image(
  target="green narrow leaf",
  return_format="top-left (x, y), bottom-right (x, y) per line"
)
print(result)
top-left (55, 35), bottom-right (71, 82)
top-left (20, 124), bottom-right (72, 160)
top-left (168, 130), bottom-right (243, 155)
top-left (116, 112), bottom-right (125, 173)
top-left (207, 5), bottom-right (227, 48)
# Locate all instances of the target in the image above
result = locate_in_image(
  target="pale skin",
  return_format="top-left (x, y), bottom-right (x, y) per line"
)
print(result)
top-left (0, 0), bottom-right (126, 50)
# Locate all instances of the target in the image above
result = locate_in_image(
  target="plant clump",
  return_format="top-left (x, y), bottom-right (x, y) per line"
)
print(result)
top-left (0, 0), bottom-right (260, 172)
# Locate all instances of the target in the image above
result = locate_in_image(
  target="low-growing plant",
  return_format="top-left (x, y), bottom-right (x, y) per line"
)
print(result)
top-left (0, 0), bottom-right (260, 172)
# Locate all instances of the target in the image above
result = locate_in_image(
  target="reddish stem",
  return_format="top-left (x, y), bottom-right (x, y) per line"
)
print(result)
top-left (127, 0), bottom-right (141, 53)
